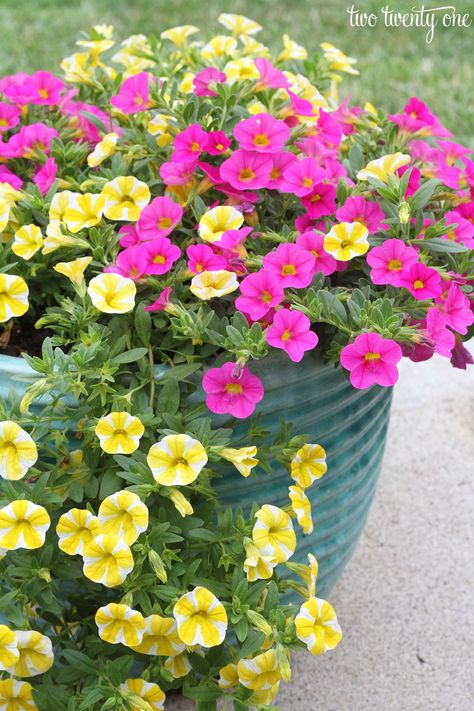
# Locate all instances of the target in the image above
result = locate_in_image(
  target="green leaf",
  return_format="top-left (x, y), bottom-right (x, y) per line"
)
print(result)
top-left (410, 179), bottom-right (440, 210)
top-left (134, 307), bottom-right (151, 347)
top-left (238, 630), bottom-right (265, 659)
top-left (157, 378), bottom-right (180, 414)
top-left (111, 348), bottom-right (148, 365)
top-left (419, 238), bottom-right (468, 254)
top-left (348, 144), bottom-right (365, 173)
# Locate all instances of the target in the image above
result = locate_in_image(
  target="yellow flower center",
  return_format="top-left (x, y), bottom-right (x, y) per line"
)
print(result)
top-left (134, 95), bottom-right (144, 106)
top-left (119, 195), bottom-right (134, 205)
top-left (0, 118), bottom-right (8, 127)
top-left (261, 290), bottom-right (273, 303)
top-left (388, 259), bottom-right (402, 271)
top-left (281, 264), bottom-right (296, 276)
top-left (253, 133), bottom-right (270, 146)
top-left (340, 240), bottom-right (351, 249)
top-left (281, 329), bottom-right (292, 342)
top-left (215, 143), bottom-right (224, 151)
top-left (239, 168), bottom-right (256, 182)
top-left (310, 193), bottom-right (321, 203)
top-left (302, 177), bottom-right (313, 188)
top-left (311, 249), bottom-right (319, 258)
top-left (159, 217), bottom-right (172, 229)
top-left (447, 230), bottom-right (456, 241)
top-left (413, 279), bottom-right (424, 290)
top-left (226, 383), bottom-right (243, 394)
top-left (270, 167), bottom-right (280, 179)
top-left (191, 141), bottom-right (200, 152)
top-left (38, 88), bottom-right (49, 99)
top-left (153, 255), bottom-right (166, 264)
top-left (364, 352), bottom-right (381, 361)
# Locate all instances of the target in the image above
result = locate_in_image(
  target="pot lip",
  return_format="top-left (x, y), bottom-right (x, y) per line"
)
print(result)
top-left (0, 352), bottom-right (38, 377)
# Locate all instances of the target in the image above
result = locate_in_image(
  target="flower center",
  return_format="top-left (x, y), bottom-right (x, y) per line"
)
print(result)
top-left (302, 177), bottom-right (313, 188)
top-left (364, 352), bottom-right (381, 361)
top-left (191, 141), bottom-right (200, 152)
top-left (38, 89), bottom-right (49, 99)
top-left (114, 428), bottom-right (127, 435)
top-left (253, 133), bottom-right (270, 146)
top-left (153, 255), bottom-right (166, 264)
top-left (158, 217), bottom-right (172, 229)
top-left (215, 143), bottom-right (224, 151)
top-left (239, 168), bottom-right (256, 182)
top-left (281, 329), bottom-right (292, 342)
top-left (134, 95), bottom-right (144, 106)
top-left (340, 240), bottom-right (351, 249)
top-left (119, 195), bottom-right (133, 205)
top-left (0, 118), bottom-right (8, 127)
top-left (388, 259), bottom-right (402, 271)
top-left (413, 279), bottom-right (424, 290)
top-left (226, 382), bottom-right (243, 394)
top-left (311, 250), bottom-right (319, 258)
top-left (281, 264), bottom-right (296, 276)
top-left (447, 230), bottom-right (456, 241)
top-left (310, 193), bottom-right (321, 203)
top-left (261, 290), bottom-right (273, 303)
top-left (270, 167), bottom-right (280, 180)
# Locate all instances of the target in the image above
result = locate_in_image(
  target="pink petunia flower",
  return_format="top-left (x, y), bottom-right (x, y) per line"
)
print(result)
top-left (0, 102), bottom-right (21, 132)
top-left (435, 283), bottom-right (474, 335)
top-left (137, 196), bottom-right (183, 241)
top-left (144, 237), bottom-right (181, 275)
top-left (397, 165), bottom-right (421, 197)
top-left (425, 308), bottom-right (455, 357)
top-left (336, 196), bottom-right (388, 234)
top-left (235, 269), bottom-right (284, 321)
top-left (388, 97), bottom-right (452, 137)
top-left (118, 224), bottom-right (140, 248)
top-left (267, 151), bottom-right (297, 189)
top-left (61, 99), bottom-right (113, 144)
top-left (216, 227), bottom-right (253, 255)
top-left (186, 244), bottom-right (228, 274)
top-left (0, 73), bottom-right (30, 102)
top-left (279, 157), bottom-right (325, 197)
top-left (254, 58), bottom-right (291, 90)
top-left (33, 157), bottom-right (58, 196)
top-left (144, 287), bottom-right (174, 312)
top-left (160, 158), bottom-right (197, 185)
top-left (206, 130), bottom-right (231, 156)
top-left (202, 361), bottom-right (264, 419)
top-left (25, 71), bottom-right (65, 106)
top-left (104, 245), bottom-right (149, 281)
top-left (266, 309), bottom-right (318, 362)
top-left (193, 67), bottom-right (227, 97)
top-left (455, 202), bottom-right (474, 225)
top-left (0, 166), bottom-right (22, 190)
top-left (401, 262), bottom-right (442, 300)
top-left (366, 239), bottom-right (419, 287)
top-left (340, 332), bottom-right (402, 389)
top-left (263, 243), bottom-right (315, 289)
top-left (172, 124), bottom-right (209, 161)
top-left (441, 210), bottom-right (474, 249)
top-left (110, 72), bottom-right (154, 114)
top-left (301, 182), bottom-right (337, 219)
top-left (233, 113), bottom-right (290, 154)
top-left (312, 110), bottom-right (342, 149)
top-left (219, 149), bottom-right (272, 190)
top-left (450, 336), bottom-right (473, 370)
top-left (0, 122), bottom-right (59, 159)
top-left (296, 231), bottom-right (337, 276)
top-left (331, 98), bottom-right (362, 136)
top-left (295, 214), bottom-right (324, 234)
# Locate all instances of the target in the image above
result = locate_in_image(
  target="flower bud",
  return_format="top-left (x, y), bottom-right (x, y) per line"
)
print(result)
top-left (148, 549), bottom-right (168, 583)
top-left (169, 488), bottom-right (194, 517)
top-left (398, 201), bottom-right (411, 224)
top-left (246, 610), bottom-right (273, 637)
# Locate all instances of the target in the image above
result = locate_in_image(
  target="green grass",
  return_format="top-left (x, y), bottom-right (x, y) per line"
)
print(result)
top-left (0, 0), bottom-right (472, 143)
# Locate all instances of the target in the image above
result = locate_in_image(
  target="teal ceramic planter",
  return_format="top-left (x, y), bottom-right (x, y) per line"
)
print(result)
top-left (0, 351), bottom-right (392, 598)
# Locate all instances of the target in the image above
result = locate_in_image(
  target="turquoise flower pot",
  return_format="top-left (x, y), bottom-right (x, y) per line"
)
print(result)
top-left (0, 351), bottom-right (392, 598)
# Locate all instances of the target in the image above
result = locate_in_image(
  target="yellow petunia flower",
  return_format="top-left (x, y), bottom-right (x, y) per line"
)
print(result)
top-left (324, 222), bottom-right (369, 261)
top-left (100, 176), bottom-right (151, 221)
top-left (295, 596), bottom-right (342, 655)
top-left (0, 421), bottom-right (38, 481)
top-left (278, 34), bottom-right (307, 61)
top-left (0, 625), bottom-right (19, 670)
top-left (76, 38), bottom-right (115, 56)
top-left (49, 190), bottom-right (76, 223)
top-left (224, 57), bottom-right (260, 84)
top-left (237, 649), bottom-right (282, 691)
top-left (87, 132), bottom-right (119, 168)
top-left (56, 508), bottom-right (100, 556)
top-left (147, 434), bottom-right (208, 486)
top-left (201, 35), bottom-right (238, 61)
top-left (87, 273), bottom-right (136, 314)
top-left (250, 682), bottom-right (281, 706)
top-left (95, 603), bottom-right (146, 647)
top-left (178, 72), bottom-right (195, 94)
top-left (199, 206), bottom-right (243, 243)
top-left (321, 42), bottom-right (359, 75)
top-left (0, 202), bottom-right (10, 232)
top-left (12, 225), bottom-right (44, 260)
top-left (53, 256), bottom-right (93, 284)
top-left (239, 36), bottom-right (270, 58)
top-left (164, 650), bottom-right (191, 678)
top-left (83, 533), bottom-right (134, 587)
top-left (0, 679), bottom-right (37, 711)
top-left (61, 52), bottom-right (99, 85)
top-left (290, 443), bottom-right (327, 488)
top-left (98, 490), bottom-right (149, 544)
top-left (220, 446), bottom-right (258, 477)
top-left (160, 25), bottom-right (199, 48)
top-left (243, 539), bottom-right (277, 582)
top-left (288, 485), bottom-right (314, 534)
top-left (0, 274), bottom-right (29, 323)
top-left (0, 500), bottom-right (50, 551)
top-left (120, 678), bottom-right (165, 711)
top-left (7, 631), bottom-right (54, 677)
top-left (63, 193), bottom-right (105, 233)
top-left (0, 184), bottom-right (21, 208)
top-left (308, 553), bottom-right (319, 597)
top-left (130, 614), bottom-right (185, 656)
top-left (42, 221), bottom-right (83, 255)
top-left (218, 14), bottom-right (262, 36)
top-left (95, 412), bottom-right (144, 455)
top-left (173, 586), bottom-right (228, 648)
top-left (218, 662), bottom-right (239, 689)
top-left (252, 504), bottom-right (296, 564)
top-left (190, 270), bottom-right (239, 301)
top-left (357, 152), bottom-right (411, 183)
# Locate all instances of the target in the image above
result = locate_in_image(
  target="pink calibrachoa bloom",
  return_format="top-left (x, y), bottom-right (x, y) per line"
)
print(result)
top-left (206, 130), bottom-right (231, 156)
top-left (366, 239), bottom-right (419, 287)
top-left (235, 270), bottom-right (284, 321)
top-left (254, 58), bottom-right (291, 90)
top-left (24, 71), bottom-right (65, 106)
top-left (1, 123), bottom-right (59, 159)
top-left (388, 97), bottom-right (451, 137)
top-left (312, 110), bottom-right (342, 149)
top-left (397, 164), bottom-right (421, 197)
top-left (263, 243), bottom-right (316, 289)
top-left (279, 157), bottom-right (325, 197)
top-left (33, 157), bottom-right (57, 196)
top-left (0, 166), bottom-right (22, 190)
top-left (441, 210), bottom-right (474, 249)
top-left (186, 244), bottom-right (228, 274)
top-left (159, 158), bottom-right (197, 186)
top-left (401, 262), bottom-right (442, 300)
top-left (296, 231), bottom-right (337, 276)
top-left (110, 72), bottom-right (154, 114)
top-left (219, 149), bottom-right (272, 190)
top-left (336, 196), bottom-right (388, 234)
top-left (137, 196), bottom-right (183, 241)
top-left (267, 152), bottom-right (297, 189)
top-left (435, 283), bottom-right (474, 335)
top-left (193, 68), bottom-right (227, 97)
top-left (105, 245), bottom-right (149, 281)
top-left (425, 308), bottom-right (455, 357)
top-left (202, 361), bottom-right (264, 419)
top-left (233, 113), bottom-right (290, 154)
top-left (340, 332), bottom-right (403, 389)
top-left (450, 336), bottom-right (473, 370)
top-left (144, 237), bottom-right (181, 275)
top-left (301, 183), bottom-right (337, 219)
top-left (118, 224), bottom-right (140, 248)
top-left (0, 102), bottom-right (21, 132)
top-left (266, 309), bottom-right (318, 362)
top-left (62, 99), bottom-right (113, 144)
top-left (144, 287), bottom-right (174, 312)
top-left (173, 124), bottom-right (209, 161)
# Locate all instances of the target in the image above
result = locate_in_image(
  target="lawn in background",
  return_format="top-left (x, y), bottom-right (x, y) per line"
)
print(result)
top-left (0, 0), bottom-right (472, 144)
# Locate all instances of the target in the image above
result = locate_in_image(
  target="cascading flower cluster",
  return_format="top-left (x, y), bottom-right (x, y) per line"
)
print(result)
top-left (0, 12), bottom-right (472, 711)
